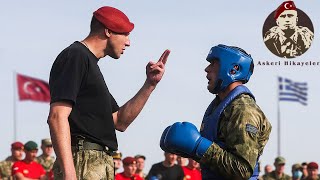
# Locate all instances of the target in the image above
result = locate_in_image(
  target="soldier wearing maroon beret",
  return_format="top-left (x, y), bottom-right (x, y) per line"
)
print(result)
top-left (115, 157), bottom-right (143, 180)
top-left (0, 141), bottom-right (25, 179)
top-left (12, 141), bottom-right (46, 180)
top-left (48, 6), bottom-right (170, 180)
top-left (306, 162), bottom-right (320, 180)
top-left (263, 1), bottom-right (314, 58)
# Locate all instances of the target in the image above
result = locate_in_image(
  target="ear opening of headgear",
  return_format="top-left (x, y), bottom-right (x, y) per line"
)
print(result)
top-left (206, 44), bottom-right (254, 93)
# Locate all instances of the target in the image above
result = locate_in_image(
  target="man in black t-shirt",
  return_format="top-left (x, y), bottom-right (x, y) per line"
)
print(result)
top-left (146, 152), bottom-right (184, 180)
top-left (48, 6), bottom-right (170, 180)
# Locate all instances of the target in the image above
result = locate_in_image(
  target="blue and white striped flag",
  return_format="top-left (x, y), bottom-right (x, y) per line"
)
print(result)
top-left (278, 77), bottom-right (308, 105)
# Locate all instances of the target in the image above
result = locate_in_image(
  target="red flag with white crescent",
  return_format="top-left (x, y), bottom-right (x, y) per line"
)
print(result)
top-left (16, 74), bottom-right (50, 102)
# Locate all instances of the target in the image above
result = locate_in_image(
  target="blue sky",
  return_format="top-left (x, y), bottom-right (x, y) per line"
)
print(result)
top-left (1, 0), bottom-right (319, 174)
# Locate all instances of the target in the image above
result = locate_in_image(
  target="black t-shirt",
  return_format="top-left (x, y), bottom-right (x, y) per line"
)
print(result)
top-left (146, 162), bottom-right (184, 180)
top-left (49, 41), bottom-right (119, 150)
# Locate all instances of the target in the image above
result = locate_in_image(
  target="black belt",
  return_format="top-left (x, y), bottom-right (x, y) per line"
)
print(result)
top-left (71, 136), bottom-right (113, 155)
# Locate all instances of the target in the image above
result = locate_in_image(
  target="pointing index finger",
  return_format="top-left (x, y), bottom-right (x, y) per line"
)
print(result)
top-left (158, 49), bottom-right (170, 65)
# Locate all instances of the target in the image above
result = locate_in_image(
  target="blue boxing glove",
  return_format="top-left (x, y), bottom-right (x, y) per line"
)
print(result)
top-left (160, 126), bottom-right (172, 153)
top-left (160, 122), bottom-right (212, 160)
top-left (160, 126), bottom-right (191, 158)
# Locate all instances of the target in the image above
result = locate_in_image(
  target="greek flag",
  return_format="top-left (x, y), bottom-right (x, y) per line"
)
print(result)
top-left (278, 77), bottom-right (308, 105)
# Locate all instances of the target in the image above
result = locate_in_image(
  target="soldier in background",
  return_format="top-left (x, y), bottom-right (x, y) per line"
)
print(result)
top-left (146, 152), bottom-right (184, 180)
top-left (263, 156), bottom-right (291, 180)
top-left (115, 157), bottom-right (143, 180)
top-left (292, 163), bottom-right (303, 180)
top-left (112, 151), bottom-right (123, 175)
top-left (36, 138), bottom-right (55, 179)
top-left (135, 154), bottom-right (147, 179)
top-left (301, 162), bottom-right (309, 179)
top-left (177, 156), bottom-right (188, 166)
top-left (0, 141), bottom-right (24, 180)
top-left (12, 141), bottom-right (46, 180)
top-left (305, 162), bottom-right (319, 180)
top-left (261, 164), bottom-right (273, 179)
top-left (182, 158), bottom-right (202, 180)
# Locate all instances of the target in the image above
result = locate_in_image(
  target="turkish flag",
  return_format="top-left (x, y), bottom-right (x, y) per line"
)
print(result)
top-left (17, 74), bottom-right (50, 102)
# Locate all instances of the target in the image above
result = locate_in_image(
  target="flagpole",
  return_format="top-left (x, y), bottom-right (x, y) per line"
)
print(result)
top-left (277, 77), bottom-right (281, 157)
top-left (13, 71), bottom-right (17, 141)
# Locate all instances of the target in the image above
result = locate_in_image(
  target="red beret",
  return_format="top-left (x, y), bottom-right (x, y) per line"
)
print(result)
top-left (11, 141), bottom-right (24, 149)
top-left (93, 6), bottom-right (134, 34)
top-left (274, 1), bottom-right (296, 20)
top-left (307, 162), bottom-right (319, 170)
top-left (122, 156), bottom-right (136, 166)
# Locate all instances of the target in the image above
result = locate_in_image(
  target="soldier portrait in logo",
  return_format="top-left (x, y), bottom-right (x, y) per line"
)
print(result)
top-left (263, 1), bottom-right (314, 58)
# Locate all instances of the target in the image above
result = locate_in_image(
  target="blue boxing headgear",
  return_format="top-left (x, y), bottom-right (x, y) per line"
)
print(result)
top-left (206, 44), bottom-right (254, 93)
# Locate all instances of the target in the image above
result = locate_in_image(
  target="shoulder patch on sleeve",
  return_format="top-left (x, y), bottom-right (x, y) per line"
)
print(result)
top-left (246, 124), bottom-right (258, 135)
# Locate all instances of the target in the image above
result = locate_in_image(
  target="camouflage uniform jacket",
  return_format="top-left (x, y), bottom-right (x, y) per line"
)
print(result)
top-left (35, 155), bottom-right (55, 172)
top-left (262, 170), bottom-right (291, 180)
top-left (0, 160), bottom-right (13, 180)
top-left (200, 94), bottom-right (272, 179)
top-left (264, 26), bottom-right (314, 58)
top-left (4, 157), bottom-right (13, 162)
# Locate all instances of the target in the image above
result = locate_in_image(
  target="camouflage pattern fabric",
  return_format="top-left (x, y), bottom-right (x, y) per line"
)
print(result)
top-left (4, 156), bottom-right (13, 162)
top-left (53, 147), bottom-right (114, 180)
top-left (36, 154), bottom-right (55, 172)
top-left (200, 94), bottom-right (272, 179)
top-left (264, 26), bottom-right (314, 58)
top-left (262, 170), bottom-right (291, 180)
top-left (0, 160), bottom-right (13, 180)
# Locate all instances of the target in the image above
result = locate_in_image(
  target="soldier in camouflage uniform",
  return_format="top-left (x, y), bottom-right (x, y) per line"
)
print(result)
top-left (0, 142), bottom-right (24, 180)
top-left (161, 44), bottom-right (272, 179)
top-left (305, 162), bottom-right (320, 180)
top-left (36, 138), bottom-right (55, 179)
top-left (263, 156), bottom-right (291, 180)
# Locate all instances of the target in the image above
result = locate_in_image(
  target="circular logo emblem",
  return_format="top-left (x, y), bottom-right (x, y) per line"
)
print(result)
top-left (262, 1), bottom-right (314, 58)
